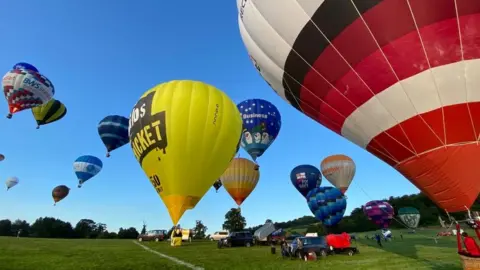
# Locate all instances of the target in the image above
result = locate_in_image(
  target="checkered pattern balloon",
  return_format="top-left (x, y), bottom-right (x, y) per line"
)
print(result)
top-left (306, 186), bottom-right (347, 226)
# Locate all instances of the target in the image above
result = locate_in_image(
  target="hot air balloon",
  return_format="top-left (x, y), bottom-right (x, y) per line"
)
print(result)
top-left (398, 207), bottom-right (421, 229)
top-left (320, 155), bottom-right (356, 194)
top-left (31, 98), bottom-right (67, 129)
top-left (2, 69), bottom-right (54, 118)
top-left (0, 154), bottom-right (5, 161)
top-left (98, 115), bottom-right (129, 157)
top-left (237, 99), bottom-right (281, 161)
top-left (13, 62), bottom-right (38, 72)
top-left (307, 186), bottom-right (346, 226)
top-left (363, 201), bottom-right (394, 229)
top-left (290, 164), bottom-right (321, 198)
top-left (237, 0), bottom-right (480, 214)
top-left (5, 177), bottom-right (19, 191)
top-left (213, 179), bottom-right (223, 193)
top-left (220, 158), bottom-right (260, 206)
top-left (128, 80), bottom-right (242, 225)
top-left (52, 185), bottom-right (70, 205)
top-left (73, 155), bottom-right (103, 188)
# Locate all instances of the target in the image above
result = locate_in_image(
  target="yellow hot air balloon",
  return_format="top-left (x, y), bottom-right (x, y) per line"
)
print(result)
top-left (220, 158), bottom-right (260, 206)
top-left (31, 98), bottom-right (67, 129)
top-left (320, 155), bottom-right (356, 194)
top-left (129, 80), bottom-right (242, 225)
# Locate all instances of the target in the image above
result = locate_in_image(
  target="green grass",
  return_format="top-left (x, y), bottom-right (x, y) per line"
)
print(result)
top-left (0, 229), bottom-right (466, 269)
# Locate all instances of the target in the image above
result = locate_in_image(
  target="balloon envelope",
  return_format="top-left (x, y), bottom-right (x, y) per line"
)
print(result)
top-left (128, 80), bottom-right (243, 225)
top-left (98, 115), bottom-right (129, 156)
top-left (52, 185), bottom-right (70, 204)
top-left (5, 176), bottom-right (19, 190)
top-left (2, 69), bottom-right (54, 116)
top-left (31, 98), bottom-right (67, 128)
top-left (321, 155), bottom-right (355, 194)
top-left (290, 164), bottom-right (321, 197)
top-left (220, 158), bottom-right (260, 206)
top-left (0, 154), bottom-right (5, 161)
top-left (398, 207), bottom-right (421, 229)
top-left (73, 155), bottom-right (103, 187)
top-left (363, 201), bottom-right (394, 229)
top-left (237, 0), bottom-right (480, 213)
top-left (307, 186), bottom-right (346, 226)
top-left (13, 62), bottom-right (38, 72)
top-left (237, 99), bottom-right (281, 161)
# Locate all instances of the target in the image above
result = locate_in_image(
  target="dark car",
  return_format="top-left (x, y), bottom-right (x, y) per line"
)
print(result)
top-left (137, 229), bottom-right (167, 242)
top-left (218, 231), bottom-right (255, 248)
top-left (290, 237), bottom-right (329, 258)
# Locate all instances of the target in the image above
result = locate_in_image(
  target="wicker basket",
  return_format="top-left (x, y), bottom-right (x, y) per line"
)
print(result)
top-left (459, 254), bottom-right (480, 270)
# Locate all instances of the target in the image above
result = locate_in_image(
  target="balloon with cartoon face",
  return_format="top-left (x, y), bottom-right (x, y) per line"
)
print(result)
top-left (237, 99), bottom-right (281, 161)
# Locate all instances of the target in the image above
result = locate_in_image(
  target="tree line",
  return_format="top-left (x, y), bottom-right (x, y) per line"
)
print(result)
top-left (245, 192), bottom-right (480, 235)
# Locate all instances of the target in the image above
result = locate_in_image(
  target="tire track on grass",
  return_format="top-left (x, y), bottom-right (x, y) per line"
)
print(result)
top-left (132, 241), bottom-right (204, 270)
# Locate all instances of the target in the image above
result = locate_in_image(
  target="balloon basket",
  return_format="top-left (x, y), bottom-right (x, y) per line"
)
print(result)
top-left (459, 253), bottom-right (480, 270)
top-left (6, 114), bottom-right (12, 119)
top-left (36, 126), bottom-right (40, 129)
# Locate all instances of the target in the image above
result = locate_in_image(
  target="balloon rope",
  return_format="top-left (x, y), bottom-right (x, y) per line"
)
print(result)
top-left (352, 180), bottom-right (444, 242)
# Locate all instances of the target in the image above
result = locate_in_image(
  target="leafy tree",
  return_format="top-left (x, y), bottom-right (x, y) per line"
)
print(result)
top-left (74, 219), bottom-right (97, 238)
top-left (193, 220), bottom-right (208, 239)
top-left (11, 219), bottom-right (30, 237)
top-left (30, 217), bottom-right (74, 238)
top-left (223, 208), bottom-right (246, 232)
top-left (118, 227), bottom-right (139, 239)
top-left (0, 219), bottom-right (12, 236)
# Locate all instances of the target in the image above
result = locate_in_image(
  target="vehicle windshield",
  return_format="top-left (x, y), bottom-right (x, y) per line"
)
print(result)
top-left (219, 232), bottom-right (228, 235)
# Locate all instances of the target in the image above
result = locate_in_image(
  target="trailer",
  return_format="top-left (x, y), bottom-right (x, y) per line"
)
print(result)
top-left (326, 232), bottom-right (359, 256)
top-left (254, 221), bottom-right (276, 245)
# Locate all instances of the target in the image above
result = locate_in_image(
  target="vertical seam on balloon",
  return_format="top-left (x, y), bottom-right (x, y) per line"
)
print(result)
top-left (453, 0), bottom-right (478, 144)
top-left (405, 0), bottom-right (447, 147)
top-left (199, 82), bottom-right (210, 188)
top-left (350, 0), bottom-right (424, 155)
top-left (284, 0), bottom-right (409, 160)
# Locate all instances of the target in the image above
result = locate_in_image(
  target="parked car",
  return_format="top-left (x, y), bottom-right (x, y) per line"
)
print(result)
top-left (290, 236), bottom-right (329, 258)
top-left (218, 231), bottom-right (254, 248)
top-left (210, 231), bottom-right (229, 241)
top-left (138, 229), bottom-right (167, 242)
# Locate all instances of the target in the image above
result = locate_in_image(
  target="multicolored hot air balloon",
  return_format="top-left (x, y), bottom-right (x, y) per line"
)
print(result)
top-left (220, 158), bottom-right (260, 206)
top-left (237, 99), bottom-right (281, 161)
top-left (73, 155), bottom-right (103, 188)
top-left (213, 179), bottom-right (223, 193)
top-left (2, 68), bottom-right (54, 118)
top-left (321, 155), bottom-right (356, 194)
top-left (238, 0), bottom-right (480, 213)
top-left (398, 207), bottom-right (421, 229)
top-left (363, 201), bottom-right (394, 229)
top-left (52, 185), bottom-right (70, 205)
top-left (307, 186), bottom-right (346, 226)
top-left (13, 62), bottom-right (38, 72)
top-left (290, 164), bottom-right (321, 198)
top-left (98, 115), bottom-right (129, 157)
top-left (31, 98), bottom-right (67, 129)
top-left (128, 80), bottom-right (243, 225)
top-left (5, 177), bottom-right (19, 191)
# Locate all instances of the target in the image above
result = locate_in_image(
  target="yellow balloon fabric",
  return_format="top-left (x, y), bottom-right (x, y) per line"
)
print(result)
top-left (128, 80), bottom-right (242, 225)
top-left (220, 158), bottom-right (260, 206)
top-left (31, 98), bottom-right (67, 128)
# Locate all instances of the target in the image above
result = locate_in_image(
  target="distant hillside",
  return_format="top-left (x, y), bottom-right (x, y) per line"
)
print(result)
top-left (246, 193), bottom-right (480, 235)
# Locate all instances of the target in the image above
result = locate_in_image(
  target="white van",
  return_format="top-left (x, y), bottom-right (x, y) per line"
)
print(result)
top-left (210, 231), bottom-right (229, 241)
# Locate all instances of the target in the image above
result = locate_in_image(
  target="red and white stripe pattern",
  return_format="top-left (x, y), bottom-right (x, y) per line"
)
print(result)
top-left (238, 0), bottom-right (480, 212)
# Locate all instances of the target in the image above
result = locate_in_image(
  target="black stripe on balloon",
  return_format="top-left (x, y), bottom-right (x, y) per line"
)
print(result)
top-left (39, 100), bottom-right (61, 125)
top-left (282, 0), bottom-right (381, 107)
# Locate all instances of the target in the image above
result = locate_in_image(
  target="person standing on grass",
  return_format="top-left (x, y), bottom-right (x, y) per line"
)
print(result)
top-left (461, 232), bottom-right (480, 256)
top-left (296, 238), bottom-right (305, 260)
top-left (400, 234), bottom-right (403, 240)
top-left (375, 233), bottom-right (382, 247)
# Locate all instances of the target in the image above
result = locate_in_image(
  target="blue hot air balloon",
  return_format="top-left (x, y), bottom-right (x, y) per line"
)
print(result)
top-left (98, 115), bottom-right (129, 157)
top-left (307, 187), bottom-right (347, 226)
top-left (290, 165), bottom-right (322, 198)
top-left (73, 155), bottom-right (103, 188)
top-left (12, 62), bottom-right (38, 72)
top-left (237, 99), bottom-right (281, 161)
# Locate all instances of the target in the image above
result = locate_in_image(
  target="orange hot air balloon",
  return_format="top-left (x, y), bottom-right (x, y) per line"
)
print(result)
top-left (321, 155), bottom-right (356, 194)
top-left (238, 0), bottom-right (480, 213)
top-left (220, 158), bottom-right (260, 206)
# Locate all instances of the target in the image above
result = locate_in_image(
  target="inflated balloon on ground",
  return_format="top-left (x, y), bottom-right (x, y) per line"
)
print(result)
top-left (237, 0), bottom-right (480, 213)
top-left (306, 186), bottom-right (346, 226)
top-left (363, 200), bottom-right (394, 229)
top-left (128, 80), bottom-right (243, 225)
top-left (398, 207), bottom-right (421, 229)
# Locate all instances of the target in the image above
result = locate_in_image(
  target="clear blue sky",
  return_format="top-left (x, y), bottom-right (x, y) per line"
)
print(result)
top-left (0, 0), bottom-right (420, 234)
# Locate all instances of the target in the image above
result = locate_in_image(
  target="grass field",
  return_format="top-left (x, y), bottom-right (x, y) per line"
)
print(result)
top-left (0, 229), bottom-right (466, 270)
